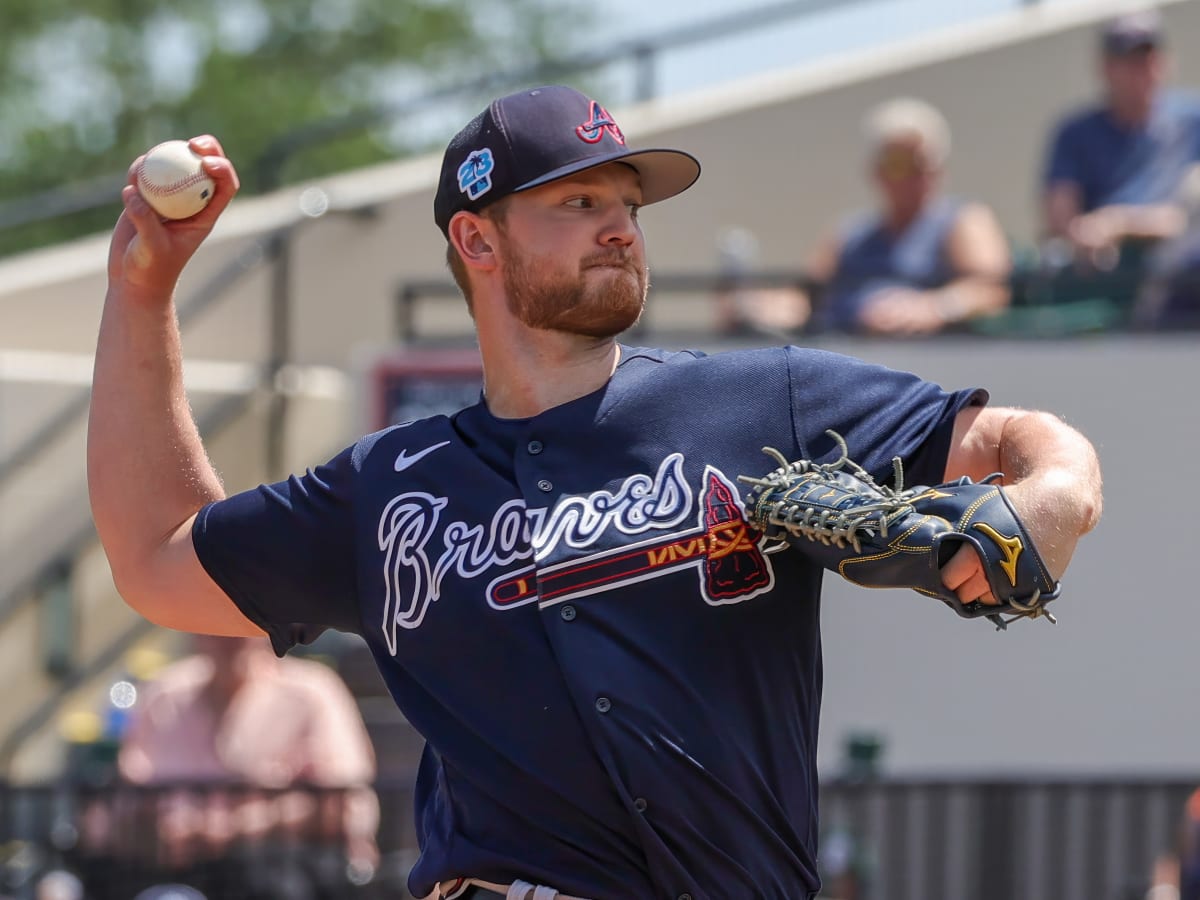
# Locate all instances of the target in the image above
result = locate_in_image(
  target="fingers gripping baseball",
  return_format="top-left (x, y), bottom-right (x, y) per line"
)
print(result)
top-left (109, 136), bottom-right (240, 299)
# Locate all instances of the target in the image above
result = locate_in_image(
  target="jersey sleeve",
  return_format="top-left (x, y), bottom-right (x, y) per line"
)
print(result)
top-left (192, 444), bottom-right (361, 654)
top-left (1043, 114), bottom-right (1083, 189)
top-left (783, 346), bottom-right (986, 487)
top-left (1189, 101), bottom-right (1200, 162)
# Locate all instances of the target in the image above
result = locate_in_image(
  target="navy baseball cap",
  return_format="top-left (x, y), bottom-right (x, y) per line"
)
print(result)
top-left (1101, 10), bottom-right (1163, 55)
top-left (434, 85), bottom-right (701, 236)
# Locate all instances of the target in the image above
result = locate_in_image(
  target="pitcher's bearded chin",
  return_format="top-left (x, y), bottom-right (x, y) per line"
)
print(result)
top-left (582, 266), bottom-right (648, 337)
top-left (505, 257), bottom-right (648, 337)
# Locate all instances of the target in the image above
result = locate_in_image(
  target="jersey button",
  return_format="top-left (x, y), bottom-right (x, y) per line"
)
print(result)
top-left (560, 605), bottom-right (576, 621)
top-left (527, 440), bottom-right (544, 455)
top-left (633, 797), bottom-right (648, 812)
top-left (594, 697), bottom-right (612, 713)
top-left (678, 894), bottom-right (693, 900)
top-left (537, 479), bottom-right (553, 492)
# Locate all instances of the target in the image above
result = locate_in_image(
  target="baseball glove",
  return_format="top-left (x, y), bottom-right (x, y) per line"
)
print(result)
top-left (737, 432), bottom-right (1061, 629)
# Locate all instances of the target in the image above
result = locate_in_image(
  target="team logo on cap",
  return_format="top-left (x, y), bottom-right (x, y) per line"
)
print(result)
top-left (457, 148), bottom-right (495, 201)
top-left (576, 101), bottom-right (626, 145)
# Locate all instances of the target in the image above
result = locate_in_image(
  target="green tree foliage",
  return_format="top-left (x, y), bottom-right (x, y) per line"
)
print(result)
top-left (0, 0), bottom-right (593, 257)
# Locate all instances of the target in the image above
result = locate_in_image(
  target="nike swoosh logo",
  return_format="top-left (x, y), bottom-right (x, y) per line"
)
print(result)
top-left (394, 441), bottom-right (451, 472)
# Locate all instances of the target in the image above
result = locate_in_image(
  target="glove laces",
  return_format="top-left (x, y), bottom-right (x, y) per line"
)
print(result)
top-left (738, 432), bottom-right (916, 553)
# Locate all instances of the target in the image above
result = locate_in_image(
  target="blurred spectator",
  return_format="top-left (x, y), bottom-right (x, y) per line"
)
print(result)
top-left (714, 226), bottom-right (812, 336)
top-left (1133, 163), bottom-right (1200, 328)
top-left (1041, 10), bottom-right (1200, 272)
top-left (798, 97), bottom-right (1011, 335)
top-left (1181, 787), bottom-right (1200, 900)
top-left (1143, 786), bottom-right (1200, 900)
top-left (79, 636), bottom-right (379, 900)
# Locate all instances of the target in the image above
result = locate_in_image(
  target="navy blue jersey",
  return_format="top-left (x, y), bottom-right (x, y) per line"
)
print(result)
top-left (193, 345), bottom-right (985, 900)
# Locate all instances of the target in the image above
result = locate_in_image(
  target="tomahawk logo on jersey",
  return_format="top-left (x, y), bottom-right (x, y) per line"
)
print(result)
top-left (377, 453), bottom-right (776, 653)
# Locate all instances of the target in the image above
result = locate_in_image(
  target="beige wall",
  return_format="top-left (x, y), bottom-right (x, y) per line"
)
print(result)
top-left (801, 334), bottom-right (1198, 776)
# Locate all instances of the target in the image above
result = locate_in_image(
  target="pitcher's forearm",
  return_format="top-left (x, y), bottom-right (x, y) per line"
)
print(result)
top-left (997, 411), bottom-right (1102, 530)
top-left (993, 411), bottom-right (1103, 583)
top-left (88, 137), bottom-right (256, 633)
top-left (88, 286), bottom-right (225, 578)
top-left (947, 406), bottom-right (1102, 586)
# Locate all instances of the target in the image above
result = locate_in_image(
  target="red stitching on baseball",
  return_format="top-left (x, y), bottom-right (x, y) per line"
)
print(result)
top-left (137, 160), bottom-right (211, 195)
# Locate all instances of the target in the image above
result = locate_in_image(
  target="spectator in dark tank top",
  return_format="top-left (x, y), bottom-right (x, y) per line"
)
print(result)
top-left (740, 97), bottom-right (1012, 336)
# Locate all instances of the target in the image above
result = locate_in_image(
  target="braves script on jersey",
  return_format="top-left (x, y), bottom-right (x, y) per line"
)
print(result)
top-left (193, 346), bottom-right (984, 899)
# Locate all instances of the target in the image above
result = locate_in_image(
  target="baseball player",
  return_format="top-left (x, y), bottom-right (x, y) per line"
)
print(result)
top-left (89, 85), bottom-right (1103, 899)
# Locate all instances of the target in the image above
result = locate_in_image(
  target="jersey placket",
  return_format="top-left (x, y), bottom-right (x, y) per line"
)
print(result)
top-left (510, 423), bottom-right (706, 900)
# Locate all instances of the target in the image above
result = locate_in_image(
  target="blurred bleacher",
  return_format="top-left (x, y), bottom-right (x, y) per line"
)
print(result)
top-left (2, 777), bottom-right (1195, 899)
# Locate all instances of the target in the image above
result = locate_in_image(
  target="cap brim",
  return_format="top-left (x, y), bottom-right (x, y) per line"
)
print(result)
top-left (511, 148), bottom-right (701, 207)
top-left (1105, 37), bottom-right (1159, 54)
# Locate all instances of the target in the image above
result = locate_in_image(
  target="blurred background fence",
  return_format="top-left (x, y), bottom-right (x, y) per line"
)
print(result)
top-left (2, 778), bottom-right (1195, 900)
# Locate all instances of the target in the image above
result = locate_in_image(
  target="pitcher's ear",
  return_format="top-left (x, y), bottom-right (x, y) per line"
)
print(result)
top-left (448, 212), bottom-right (496, 270)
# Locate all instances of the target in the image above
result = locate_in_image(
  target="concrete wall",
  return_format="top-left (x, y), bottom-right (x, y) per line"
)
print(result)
top-left (795, 333), bottom-right (1199, 776)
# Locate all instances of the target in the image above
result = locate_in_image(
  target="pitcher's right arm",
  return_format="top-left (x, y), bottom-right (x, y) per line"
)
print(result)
top-left (87, 135), bottom-right (262, 637)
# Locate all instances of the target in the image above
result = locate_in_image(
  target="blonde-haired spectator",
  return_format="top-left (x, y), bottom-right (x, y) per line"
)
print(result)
top-left (862, 96), bottom-right (951, 169)
top-left (782, 97), bottom-right (1011, 336)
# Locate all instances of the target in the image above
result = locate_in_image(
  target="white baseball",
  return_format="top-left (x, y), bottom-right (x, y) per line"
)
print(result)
top-left (135, 140), bottom-right (215, 220)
